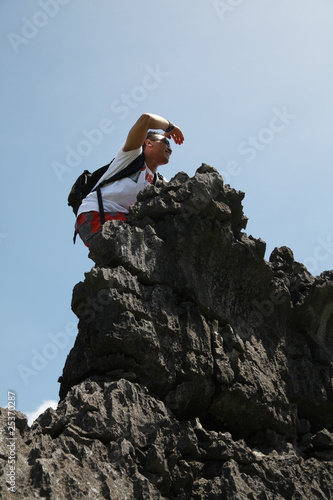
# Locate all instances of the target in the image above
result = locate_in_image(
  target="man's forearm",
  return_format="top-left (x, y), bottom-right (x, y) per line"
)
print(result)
top-left (144, 113), bottom-right (184, 145)
top-left (143, 113), bottom-right (170, 131)
top-left (124, 113), bottom-right (183, 151)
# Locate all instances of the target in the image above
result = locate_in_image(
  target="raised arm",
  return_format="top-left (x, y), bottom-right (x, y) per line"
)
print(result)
top-left (123, 113), bottom-right (184, 152)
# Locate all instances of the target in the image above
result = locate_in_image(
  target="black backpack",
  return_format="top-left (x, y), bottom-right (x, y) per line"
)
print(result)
top-left (68, 152), bottom-right (145, 243)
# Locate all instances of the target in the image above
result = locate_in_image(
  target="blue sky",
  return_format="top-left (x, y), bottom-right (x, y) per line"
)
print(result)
top-left (1, 0), bottom-right (333, 423)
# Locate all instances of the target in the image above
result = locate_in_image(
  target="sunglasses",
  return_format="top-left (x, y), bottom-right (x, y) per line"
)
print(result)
top-left (152, 137), bottom-right (171, 148)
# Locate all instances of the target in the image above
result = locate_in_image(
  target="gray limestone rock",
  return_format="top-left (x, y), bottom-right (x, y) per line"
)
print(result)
top-left (1, 165), bottom-right (333, 499)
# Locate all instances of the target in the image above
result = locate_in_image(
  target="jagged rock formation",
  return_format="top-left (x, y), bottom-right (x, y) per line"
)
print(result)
top-left (1, 165), bottom-right (333, 499)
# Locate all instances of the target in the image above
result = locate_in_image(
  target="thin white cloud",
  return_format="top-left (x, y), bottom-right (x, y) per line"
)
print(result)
top-left (26, 400), bottom-right (58, 426)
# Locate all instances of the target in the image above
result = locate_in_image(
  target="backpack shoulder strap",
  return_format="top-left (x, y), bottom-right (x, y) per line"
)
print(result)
top-left (95, 152), bottom-right (145, 190)
top-left (74, 153), bottom-right (145, 244)
top-left (153, 172), bottom-right (165, 186)
top-left (96, 186), bottom-right (105, 225)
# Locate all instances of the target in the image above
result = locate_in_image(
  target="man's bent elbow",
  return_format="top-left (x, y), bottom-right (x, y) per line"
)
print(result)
top-left (137, 113), bottom-right (152, 128)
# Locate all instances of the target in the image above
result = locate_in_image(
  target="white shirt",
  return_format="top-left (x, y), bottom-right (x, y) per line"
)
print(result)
top-left (77, 144), bottom-right (155, 217)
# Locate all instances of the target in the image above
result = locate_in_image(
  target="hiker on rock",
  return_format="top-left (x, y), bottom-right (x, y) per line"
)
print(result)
top-left (73, 113), bottom-right (184, 247)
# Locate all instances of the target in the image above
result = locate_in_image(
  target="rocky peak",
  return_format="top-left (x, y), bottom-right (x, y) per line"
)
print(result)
top-left (1, 166), bottom-right (333, 499)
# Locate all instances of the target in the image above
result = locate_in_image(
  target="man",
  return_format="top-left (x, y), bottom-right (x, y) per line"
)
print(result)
top-left (75, 113), bottom-right (184, 247)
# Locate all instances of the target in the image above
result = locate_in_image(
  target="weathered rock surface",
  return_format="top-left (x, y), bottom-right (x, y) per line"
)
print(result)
top-left (1, 165), bottom-right (333, 499)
